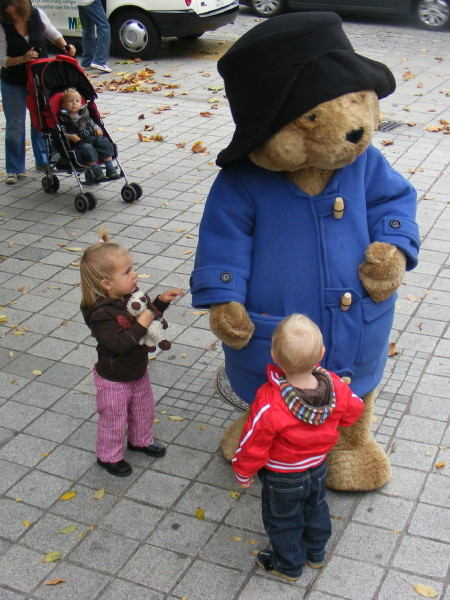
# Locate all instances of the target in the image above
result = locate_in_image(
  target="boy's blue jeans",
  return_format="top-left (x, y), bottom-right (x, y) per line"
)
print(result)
top-left (258, 460), bottom-right (331, 578)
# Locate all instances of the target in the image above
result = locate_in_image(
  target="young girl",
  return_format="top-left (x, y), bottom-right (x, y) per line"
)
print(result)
top-left (80, 229), bottom-right (183, 477)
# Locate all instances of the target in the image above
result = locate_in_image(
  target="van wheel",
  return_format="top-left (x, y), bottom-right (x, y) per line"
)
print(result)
top-left (112, 11), bottom-right (161, 59)
top-left (415, 0), bottom-right (450, 29)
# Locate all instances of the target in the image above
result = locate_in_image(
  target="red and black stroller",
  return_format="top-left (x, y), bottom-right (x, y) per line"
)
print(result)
top-left (26, 55), bottom-right (143, 212)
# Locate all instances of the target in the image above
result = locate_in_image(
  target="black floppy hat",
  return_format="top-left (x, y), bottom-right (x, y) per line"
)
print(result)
top-left (216, 12), bottom-right (396, 167)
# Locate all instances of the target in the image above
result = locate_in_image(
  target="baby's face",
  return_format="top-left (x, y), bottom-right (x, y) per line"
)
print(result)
top-left (62, 92), bottom-right (82, 115)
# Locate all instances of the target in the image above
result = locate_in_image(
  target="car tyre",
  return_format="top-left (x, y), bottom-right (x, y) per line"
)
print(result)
top-left (112, 10), bottom-right (161, 59)
top-left (250, 0), bottom-right (286, 17)
top-left (415, 0), bottom-right (450, 29)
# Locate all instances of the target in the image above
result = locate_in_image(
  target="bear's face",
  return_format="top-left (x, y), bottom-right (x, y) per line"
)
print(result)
top-left (249, 91), bottom-right (379, 173)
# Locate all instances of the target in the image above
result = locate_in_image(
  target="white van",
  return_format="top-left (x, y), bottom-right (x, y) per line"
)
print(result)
top-left (34, 0), bottom-right (239, 59)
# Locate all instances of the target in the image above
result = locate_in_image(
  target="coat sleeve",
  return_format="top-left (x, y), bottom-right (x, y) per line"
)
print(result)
top-left (363, 145), bottom-right (420, 271)
top-left (232, 389), bottom-right (276, 484)
top-left (90, 308), bottom-right (148, 355)
top-left (333, 375), bottom-right (365, 428)
top-left (190, 166), bottom-right (255, 308)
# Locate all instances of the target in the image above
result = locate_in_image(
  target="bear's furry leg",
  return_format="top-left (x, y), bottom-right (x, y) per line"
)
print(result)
top-left (220, 410), bottom-right (250, 461)
top-left (326, 390), bottom-right (391, 492)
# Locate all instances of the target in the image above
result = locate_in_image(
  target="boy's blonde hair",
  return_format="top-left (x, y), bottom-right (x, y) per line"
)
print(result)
top-left (61, 87), bottom-right (80, 105)
top-left (272, 314), bottom-right (324, 374)
top-left (80, 228), bottom-right (128, 308)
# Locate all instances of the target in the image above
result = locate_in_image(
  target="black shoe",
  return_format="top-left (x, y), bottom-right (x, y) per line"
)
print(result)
top-left (93, 168), bottom-right (107, 183)
top-left (127, 441), bottom-right (166, 458)
top-left (96, 458), bottom-right (132, 477)
top-left (256, 550), bottom-right (301, 581)
top-left (106, 167), bottom-right (121, 180)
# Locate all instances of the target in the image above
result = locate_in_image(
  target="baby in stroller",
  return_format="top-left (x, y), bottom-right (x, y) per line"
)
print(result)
top-left (59, 87), bottom-right (120, 182)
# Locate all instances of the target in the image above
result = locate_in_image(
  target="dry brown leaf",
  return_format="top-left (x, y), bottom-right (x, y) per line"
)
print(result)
top-left (435, 461), bottom-right (446, 469)
top-left (403, 71), bottom-right (415, 80)
top-left (65, 247), bottom-right (82, 252)
top-left (388, 342), bottom-right (400, 357)
top-left (181, 250), bottom-right (192, 255)
top-left (200, 111), bottom-right (213, 117)
top-left (32, 370), bottom-right (42, 376)
top-left (45, 579), bottom-right (65, 586)
top-left (168, 415), bottom-right (184, 421)
top-left (143, 124), bottom-right (154, 131)
top-left (381, 140), bottom-right (394, 146)
top-left (177, 142), bottom-right (186, 148)
top-left (138, 113), bottom-right (145, 119)
top-left (138, 132), bottom-right (164, 142)
top-left (191, 141), bottom-right (207, 154)
top-left (406, 293), bottom-right (416, 302)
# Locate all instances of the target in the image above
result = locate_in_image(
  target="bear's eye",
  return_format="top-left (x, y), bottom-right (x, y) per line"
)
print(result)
top-left (307, 113), bottom-right (316, 122)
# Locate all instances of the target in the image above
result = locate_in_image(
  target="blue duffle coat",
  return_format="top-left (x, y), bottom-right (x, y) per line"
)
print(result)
top-left (191, 145), bottom-right (420, 403)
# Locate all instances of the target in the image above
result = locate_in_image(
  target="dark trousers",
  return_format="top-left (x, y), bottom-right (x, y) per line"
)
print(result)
top-left (76, 136), bottom-right (113, 164)
top-left (258, 460), bottom-right (331, 577)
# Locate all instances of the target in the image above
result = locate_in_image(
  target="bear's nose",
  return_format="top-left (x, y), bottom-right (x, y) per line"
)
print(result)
top-left (346, 127), bottom-right (364, 144)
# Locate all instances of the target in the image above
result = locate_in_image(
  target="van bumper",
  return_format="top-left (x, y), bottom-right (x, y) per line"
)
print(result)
top-left (152, 5), bottom-right (239, 38)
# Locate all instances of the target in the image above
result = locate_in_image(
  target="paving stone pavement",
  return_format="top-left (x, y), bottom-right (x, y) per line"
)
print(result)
top-left (0, 7), bottom-right (449, 600)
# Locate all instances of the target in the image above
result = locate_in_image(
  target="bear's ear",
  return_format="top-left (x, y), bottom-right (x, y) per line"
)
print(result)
top-left (249, 123), bottom-right (307, 172)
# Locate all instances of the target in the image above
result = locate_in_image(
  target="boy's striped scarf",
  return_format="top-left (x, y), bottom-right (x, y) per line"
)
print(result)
top-left (279, 367), bottom-right (336, 425)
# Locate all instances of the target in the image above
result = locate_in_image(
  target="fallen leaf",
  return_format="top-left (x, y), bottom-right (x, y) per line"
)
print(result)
top-left (200, 111), bottom-right (213, 117)
top-left (11, 331), bottom-right (25, 335)
top-left (42, 551), bottom-right (62, 563)
top-left (412, 584), bottom-right (438, 598)
top-left (45, 579), bottom-right (65, 586)
top-left (70, 262), bottom-right (80, 267)
top-left (390, 441), bottom-right (397, 454)
top-left (8, 351), bottom-right (14, 357)
top-left (23, 520), bottom-right (30, 527)
top-left (192, 310), bottom-right (208, 315)
top-left (144, 124), bottom-right (154, 131)
top-left (403, 71), bottom-right (415, 80)
top-left (248, 540), bottom-right (255, 545)
top-left (138, 132), bottom-right (164, 142)
top-left (393, 529), bottom-right (401, 535)
top-left (438, 445), bottom-right (447, 451)
top-left (435, 461), bottom-right (446, 469)
top-left (381, 140), bottom-right (394, 146)
top-left (417, 81), bottom-right (424, 88)
top-left (232, 536), bottom-right (242, 542)
top-left (195, 507), bottom-right (205, 520)
top-left (93, 488), bottom-right (105, 500)
top-left (47, 285), bottom-right (61, 290)
top-left (41, 452), bottom-right (48, 458)
top-left (138, 114), bottom-right (145, 119)
top-left (406, 294), bottom-right (416, 302)
top-left (137, 273), bottom-right (150, 279)
top-left (388, 342), bottom-right (400, 357)
top-left (191, 141), bottom-right (207, 154)
top-left (153, 418), bottom-right (160, 423)
top-left (32, 370), bottom-right (42, 376)
top-left (60, 524), bottom-right (78, 534)
top-left (230, 490), bottom-right (240, 499)
top-left (0, 315), bottom-right (7, 322)
top-left (168, 415), bottom-right (184, 421)
top-left (181, 250), bottom-right (192, 255)
top-left (161, 410), bottom-right (168, 414)
top-left (60, 491), bottom-right (77, 501)
top-left (65, 247), bottom-right (82, 252)
top-left (199, 424), bottom-right (205, 430)
top-left (176, 142), bottom-right (186, 148)
top-left (88, 525), bottom-right (94, 530)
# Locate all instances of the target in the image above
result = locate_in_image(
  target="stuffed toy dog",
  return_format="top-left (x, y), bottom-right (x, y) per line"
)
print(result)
top-left (190, 12), bottom-right (420, 491)
top-left (126, 290), bottom-right (171, 352)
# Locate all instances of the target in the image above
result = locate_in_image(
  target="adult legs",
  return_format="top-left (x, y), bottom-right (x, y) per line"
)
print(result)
top-left (78, 4), bottom-right (96, 67)
top-left (127, 372), bottom-right (154, 447)
top-left (80, 0), bottom-right (111, 66)
top-left (1, 81), bottom-right (26, 174)
top-left (30, 122), bottom-right (46, 168)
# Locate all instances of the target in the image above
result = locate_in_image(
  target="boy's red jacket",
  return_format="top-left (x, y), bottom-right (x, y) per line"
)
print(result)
top-left (232, 364), bottom-right (364, 484)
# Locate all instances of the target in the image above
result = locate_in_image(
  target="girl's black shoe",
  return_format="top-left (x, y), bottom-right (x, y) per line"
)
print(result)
top-left (96, 458), bottom-right (132, 477)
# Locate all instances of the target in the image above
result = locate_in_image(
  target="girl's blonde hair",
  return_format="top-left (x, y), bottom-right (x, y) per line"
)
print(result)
top-left (272, 314), bottom-right (324, 374)
top-left (80, 228), bottom-right (128, 308)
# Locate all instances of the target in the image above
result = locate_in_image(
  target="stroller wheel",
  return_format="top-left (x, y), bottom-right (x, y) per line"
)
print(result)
top-left (84, 192), bottom-right (97, 210)
top-left (74, 194), bottom-right (90, 213)
top-left (130, 183), bottom-right (143, 200)
top-left (42, 175), bottom-right (59, 194)
top-left (121, 185), bottom-right (137, 203)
